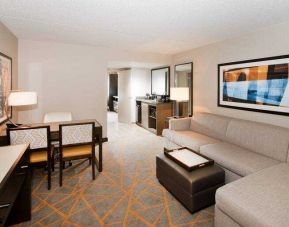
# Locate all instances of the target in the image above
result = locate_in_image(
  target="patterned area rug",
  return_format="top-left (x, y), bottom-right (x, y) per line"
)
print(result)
top-left (17, 112), bottom-right (214, 226)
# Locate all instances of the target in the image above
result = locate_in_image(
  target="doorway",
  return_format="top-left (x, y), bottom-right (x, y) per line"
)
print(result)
top-left (108, 73), bottom-right (118, 123)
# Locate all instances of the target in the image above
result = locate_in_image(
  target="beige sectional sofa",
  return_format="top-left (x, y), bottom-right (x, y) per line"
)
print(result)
top-left (162, 112), bottom-right (289, 227)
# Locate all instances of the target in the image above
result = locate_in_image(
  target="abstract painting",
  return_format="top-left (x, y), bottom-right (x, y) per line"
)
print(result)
top-left (0, 52), bottom-right (12, 123)
top-left (218, 55), bottom-right (289, 115)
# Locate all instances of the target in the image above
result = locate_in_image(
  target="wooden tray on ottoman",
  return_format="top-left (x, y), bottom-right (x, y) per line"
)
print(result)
top-left (164, 147), bottom-right (214, 171)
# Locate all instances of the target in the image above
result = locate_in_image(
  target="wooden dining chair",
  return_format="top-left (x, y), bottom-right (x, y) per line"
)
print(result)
top-left (43, 112), bottom-right (73, 168)
top-left (7, 126), bottom-right (54, 190)
top-left (59, 122), bottom-right (96, 186)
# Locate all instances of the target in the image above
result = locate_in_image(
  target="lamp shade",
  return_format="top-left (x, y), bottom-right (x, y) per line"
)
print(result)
top-left (170, 87), bottom-right (189, 101)
top-left (8, 91), bottom-right (37, 106)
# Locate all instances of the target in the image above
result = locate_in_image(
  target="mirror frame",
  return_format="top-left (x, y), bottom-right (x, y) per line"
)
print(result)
top-left (174, 62), bottom-right (193, 116)
top-left (151, 66), bottom-right (170, 96)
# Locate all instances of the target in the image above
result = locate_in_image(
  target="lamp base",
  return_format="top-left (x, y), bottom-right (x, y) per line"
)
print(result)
top-left (6, 123), bottom-right (22, 128)
top-left (6, 119), bottom-right (31, 128)
top-left (6, 118), bottom-right (22, 128)
top-left (6, 123), bottom-right (33, 129)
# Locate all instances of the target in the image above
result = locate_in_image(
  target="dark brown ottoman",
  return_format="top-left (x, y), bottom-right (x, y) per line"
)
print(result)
top-left (156, 153), bottom-right (225, 213)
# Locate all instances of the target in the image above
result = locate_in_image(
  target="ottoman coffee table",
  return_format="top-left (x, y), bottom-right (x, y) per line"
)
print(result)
top-left (156, 147), bottom-right (225, 213)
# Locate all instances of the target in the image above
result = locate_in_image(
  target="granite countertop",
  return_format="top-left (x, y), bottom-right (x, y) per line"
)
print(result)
top-left (136, 98), bottom-right (171, 105)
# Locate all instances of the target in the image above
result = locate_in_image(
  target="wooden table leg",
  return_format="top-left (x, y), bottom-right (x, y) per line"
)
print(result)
top-left (98, 127), bottom-right (103, 172)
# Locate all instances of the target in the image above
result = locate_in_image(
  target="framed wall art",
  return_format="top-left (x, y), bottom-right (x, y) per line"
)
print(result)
top-left (0, 52), bottom-right (12, 124)
top-left (218, 54), bottom-right (289, 116)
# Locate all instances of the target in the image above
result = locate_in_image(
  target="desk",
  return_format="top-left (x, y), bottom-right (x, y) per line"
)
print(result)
top-left (30, 119), bottom-right (103, 172)
top-left (0, 144), bottom-right (31, 226)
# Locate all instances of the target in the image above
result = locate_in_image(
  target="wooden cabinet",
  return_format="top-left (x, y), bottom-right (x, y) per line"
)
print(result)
top-left (136, 99), bottom-right (173, 135)
top-left (0, 144), bottom-right (31, 226)
top-left (155, 103), bottom-right (173, 135)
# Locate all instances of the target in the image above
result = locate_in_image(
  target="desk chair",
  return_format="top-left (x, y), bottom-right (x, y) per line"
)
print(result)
top-left (43, 112), bottom-right (73, 167)
top-left (7, 126), bottom-right (54, 190)
top-left (59, 122), bottom-right (96, 186)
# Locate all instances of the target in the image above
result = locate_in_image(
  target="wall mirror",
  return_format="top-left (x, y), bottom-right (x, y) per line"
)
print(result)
top-left (151, 66), bottom-right (170, 95)
top-left (175, 62), bottom-right (193, 116)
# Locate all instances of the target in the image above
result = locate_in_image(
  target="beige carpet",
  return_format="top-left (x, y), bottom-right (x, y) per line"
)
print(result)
top-left (17, 112), bottom-right (214, 226)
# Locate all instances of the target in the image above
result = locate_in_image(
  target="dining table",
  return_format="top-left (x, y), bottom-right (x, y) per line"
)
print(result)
top-left (2, 119), bottom-right (103, 172)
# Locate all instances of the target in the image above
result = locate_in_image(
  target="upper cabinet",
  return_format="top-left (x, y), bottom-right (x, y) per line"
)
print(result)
top-left (151, 67), bottom-right (170, 96)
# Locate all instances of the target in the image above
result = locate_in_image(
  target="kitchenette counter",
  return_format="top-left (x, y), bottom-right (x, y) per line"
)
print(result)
top-left (136, 98), bottom-right (172, 105)
top-left (136, 98), bottom-right (173, 135)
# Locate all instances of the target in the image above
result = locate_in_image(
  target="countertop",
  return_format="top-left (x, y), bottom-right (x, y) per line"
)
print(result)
top-left (136, 98), bottom-right (172, 105)
top-left (0, 144), bottom-right (29, 187)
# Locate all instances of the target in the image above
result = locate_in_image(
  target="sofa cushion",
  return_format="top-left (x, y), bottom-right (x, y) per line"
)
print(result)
top-left (216, 163), bottom-right (289, 227)
top-left (190, 112), bottom-right (231, 140)
top-left (200, 142), bottom-right (280, 176)
top-left (162, 129), bottom-right (219, 152)
top-left (226, 119), bottom-right (289, 162)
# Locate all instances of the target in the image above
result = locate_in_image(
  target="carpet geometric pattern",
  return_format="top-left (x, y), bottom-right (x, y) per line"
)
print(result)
top-left (15, 113), bottom-right (214, 227)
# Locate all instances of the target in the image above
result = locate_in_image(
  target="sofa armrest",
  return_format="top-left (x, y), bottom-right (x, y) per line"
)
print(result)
top-left (169, 117), bottom-right (191, 131)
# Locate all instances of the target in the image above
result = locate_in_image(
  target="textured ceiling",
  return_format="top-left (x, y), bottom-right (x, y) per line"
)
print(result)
top-left (1, 0), bottom-right (289, 54)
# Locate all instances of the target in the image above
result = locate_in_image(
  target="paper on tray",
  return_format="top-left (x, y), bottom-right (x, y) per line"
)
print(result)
top-left (169, 149), bottom-right (209, 167)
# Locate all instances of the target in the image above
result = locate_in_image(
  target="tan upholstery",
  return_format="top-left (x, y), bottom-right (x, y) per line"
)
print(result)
top-left (200, 142), bottom-right (280, 177)
top-left (216, 163), bottom-right (289, 227)
top-left (169, 117), bottom-right (191, 131)
top-left (225, 119), bottom-right (289, 162)
top-left (62, 145), bottom-right (92, 158)
top-left (162, 129), bottom-right (219, 152)
top-left (215, 206), bottom-right (241, 227)
top-left (59, 122), bottom-right (96, 187)
top-left (190, 112), bottom-right (231, 140)
top-left (164, 112), bottom-right (289, 226)
top-left (30, 150), bottom-right (48, 163)
top-left (8, 126), bottom-right (53, 190)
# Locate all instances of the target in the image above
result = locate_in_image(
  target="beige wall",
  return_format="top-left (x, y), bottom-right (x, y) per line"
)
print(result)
top-left (117, 68), bottom-right (151, 123)
top-left (18, 20), bottom-right (289, 134)
top-left (173, 21), bottom-right (289, 128)
top-left (0, 21), bottom-right (18, 128)
top-left (18, 40), bottom-right (171, 136)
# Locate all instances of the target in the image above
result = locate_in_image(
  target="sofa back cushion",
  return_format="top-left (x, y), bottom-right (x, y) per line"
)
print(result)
top-left (190, 112), bottom-right (231, 140)
top-left (226, 119), bottom-right (289, 162)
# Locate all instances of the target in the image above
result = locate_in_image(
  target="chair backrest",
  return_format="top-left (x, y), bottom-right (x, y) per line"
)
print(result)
top-left (59, 122), bottom-right (95, 147)
top-left (43, 112), bottom-right (73, 123)
top-left (7, 126), bottom-right (50, 150)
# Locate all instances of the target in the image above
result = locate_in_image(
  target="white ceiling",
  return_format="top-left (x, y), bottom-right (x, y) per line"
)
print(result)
top-left (1, 0), bottom-right (289, 55)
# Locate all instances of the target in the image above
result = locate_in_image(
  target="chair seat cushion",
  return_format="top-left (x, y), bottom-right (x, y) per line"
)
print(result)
top-left (30, 150), bottom-right (48, 163)
top-left (162, 129), bottom-right (220, 152)
top-left (63, 145), bottom-right (92, 158)
top-left (200, 142), bottom-right (280, 177)
top-left (216, 163), bottom-right (289, 227)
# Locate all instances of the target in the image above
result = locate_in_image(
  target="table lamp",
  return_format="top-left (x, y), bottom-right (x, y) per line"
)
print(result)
top-left (170, 87), bottom-right (189, 118)
top-left (7, 91), bottom-right (37, 127)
